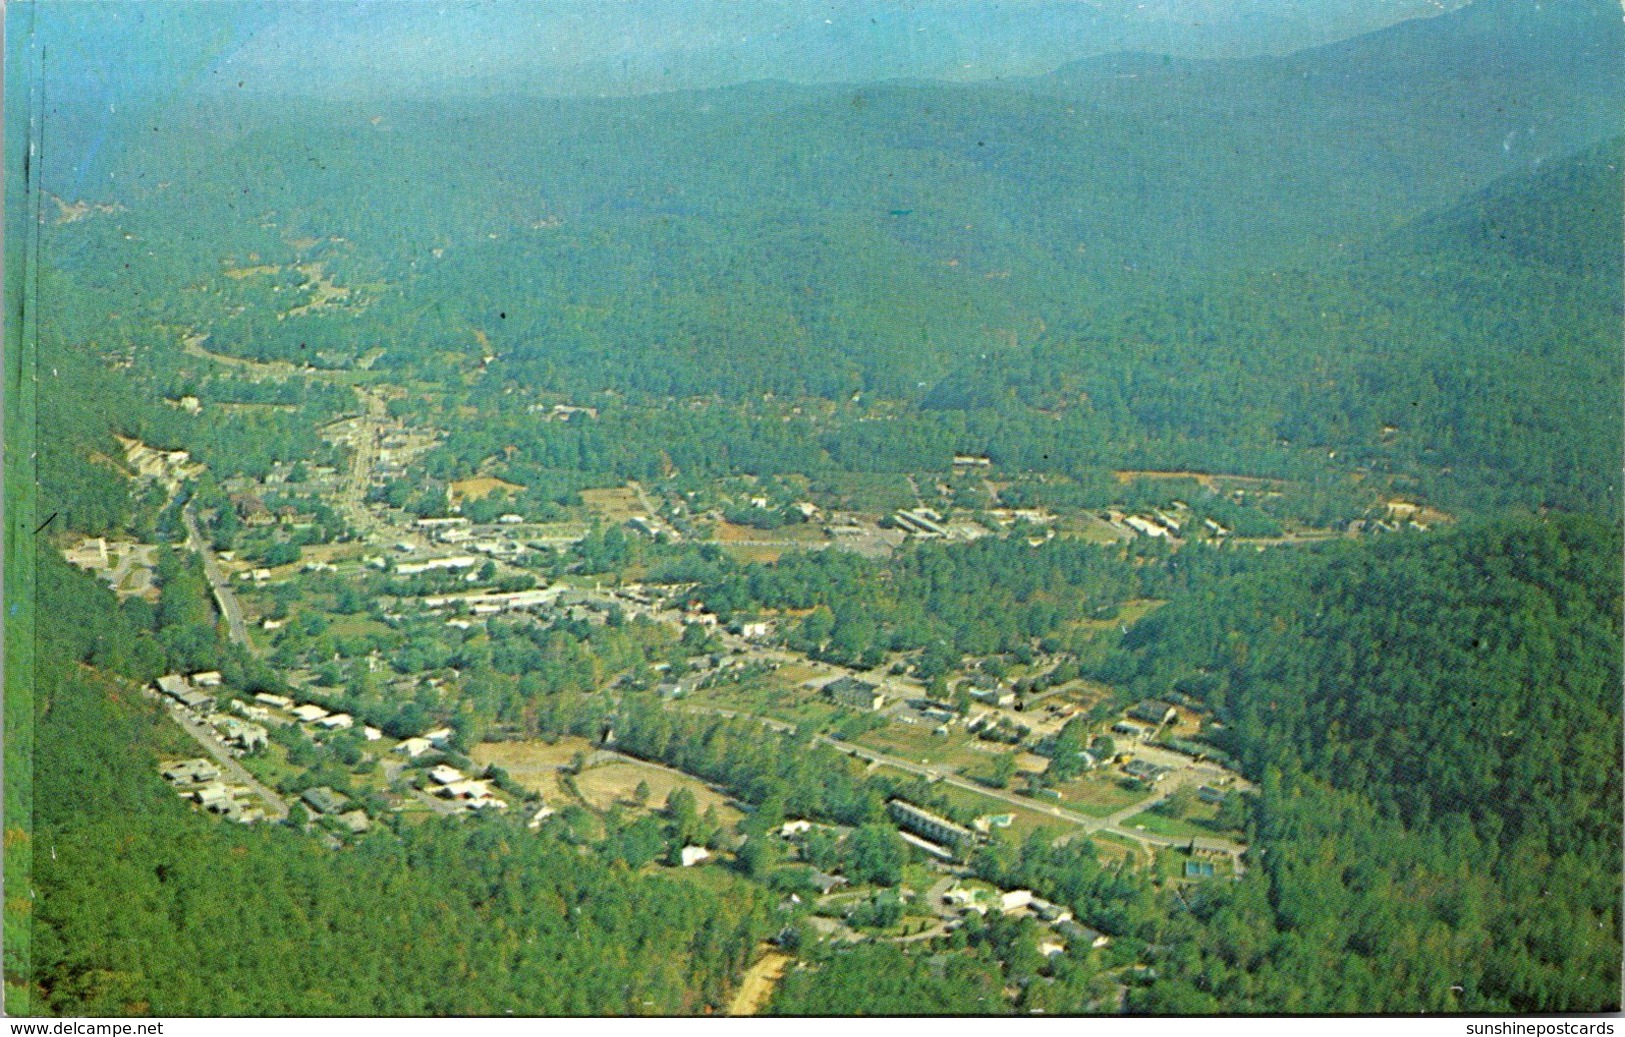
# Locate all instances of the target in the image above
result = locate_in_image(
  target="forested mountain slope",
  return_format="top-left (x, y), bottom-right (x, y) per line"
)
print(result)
top-left (47, 0), bottom-right (1619, 383)
top-left (923, 138), bottom-right (1624, 514)
top-left (29, 0), bottom-right (1616, 519)
top-left (1108, 517), bottom-right (1622, 1012)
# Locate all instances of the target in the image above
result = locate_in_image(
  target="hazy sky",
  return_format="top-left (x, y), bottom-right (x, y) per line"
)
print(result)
top-left (26, 0), bottom-right (1461, 106)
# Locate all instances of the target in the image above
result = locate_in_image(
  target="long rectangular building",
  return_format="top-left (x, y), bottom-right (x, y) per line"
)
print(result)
top-left (888, 799), bottom-right (973, 849)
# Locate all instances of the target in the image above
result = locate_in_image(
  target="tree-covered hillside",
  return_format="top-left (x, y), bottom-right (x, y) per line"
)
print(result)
top-left (1108, 518), bottom-right (1622, 1012)
top-left (926, 139), bottom-right (1624, 514)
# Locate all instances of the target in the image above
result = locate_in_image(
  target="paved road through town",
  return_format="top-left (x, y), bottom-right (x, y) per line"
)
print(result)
top-left (183, 502), bottom-right (251, 648)
top-left (165, 702), bottom-right (289, 820)
top-left (667, 701), bottom-right (1247, 867)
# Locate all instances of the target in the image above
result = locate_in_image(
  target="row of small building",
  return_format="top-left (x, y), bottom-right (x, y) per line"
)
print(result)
top-left (159, 758), bottom-right (265, 824)
top-left (155, 671), bottom-right (224, 713)
top-left (940, 884), bottom-right (1112, 957)
top-left (248, 692), bottom-right (386, 742)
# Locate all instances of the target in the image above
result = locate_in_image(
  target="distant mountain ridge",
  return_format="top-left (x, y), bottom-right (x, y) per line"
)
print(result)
top-left (1386, 135), bottom-right (1624, 284)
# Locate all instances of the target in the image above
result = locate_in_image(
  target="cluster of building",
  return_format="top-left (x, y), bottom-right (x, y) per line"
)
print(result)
top-left (253, 692), bottom-right (383, 741)
top-left (118, 435), bottom-right (200, 485)
top-left (423, 764), bottom-right (507, 811)
top-left (370, 425), bottom-right (444, 488)
top-left (1111, 508), bottom-right (1185, 540)
top-left (525, 402), bottom-right (598, 421)
top-left (63, 537), bottom-right (159, 599)
top-left (213, 715), bottom-right (269, 753)
top-left (394, 554), bottom-right (481, 577)
top-left (1123, 759), bottom-right (1174, 784)
top-left (1111, 699), bottom-right (1180, 746)
top-left (160, 757), bottom-right (264, 823)
top-left (421, 587), bottom-right (558, 616)
top-left (890, 507), bottom-right (949, 538)
top-left (887, 800), bottom-right (975, 860)
top-left (625, 514), bottom-right (682, 542)
top-left (408, 516), bottom-right (533, 560)
top-left (391, 727), bottom-right (456, 758)
top-left (228, 491), bottom-right (321, 532)
top-left (823, 675), bottom-right (887, 712)
top-left (886, 507), bottom-right (989, 543)
top-left (894, 698), bottom-right (961, 735)
top-left (155, 671), bottom-right (223, 714)
top-left (940, 883), bottom-right (1110, 957)
top-left (299, 785), bottom-right (371, 833)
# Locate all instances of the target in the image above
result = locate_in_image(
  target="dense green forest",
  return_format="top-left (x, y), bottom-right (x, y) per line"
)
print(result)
top-left (1105, 518), bottom-right (1621, 1011)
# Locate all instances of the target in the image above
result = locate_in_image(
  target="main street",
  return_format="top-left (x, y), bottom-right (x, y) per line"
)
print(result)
top-left (164, 701), bottom-right (289, 820)
top-left (183, 501), bottom-right (250, 648)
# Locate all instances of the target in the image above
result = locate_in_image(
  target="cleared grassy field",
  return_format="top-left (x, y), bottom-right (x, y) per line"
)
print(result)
top-left (1088, 831), bottom-right (1147, 868)
top-left (1050, 771), bottom-right (1154, 817)
top-left (714, 520), bottom-right (828, 544)
top-left (854, 723), bottom-right (986, 770)
top-left (299, 543), bottom-right (368, 565)
top-left (573, 761), bottom-right (743, 825)
top-left (451, 475), bottom-right (523, 502)
top-left (719, 544), bottom-right (786, 564)
top-left (1058, 512), bottom-right (1132, 544)
top-left (581, 486), bottom-right (644, 523)
top-left (472, 736), bottom-right (594, 801)
top-left (1121, 801), bottom-right (1233, 841)
top-left (685, 677), bottom-right (837, 728)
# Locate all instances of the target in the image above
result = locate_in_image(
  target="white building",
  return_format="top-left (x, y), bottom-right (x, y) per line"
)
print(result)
top-left (394, 737), bottom-right (433, 758)
top-left (1000, 890), bottom-right (1034, 914)
top-left (428, 764), bottom-right (465, 786)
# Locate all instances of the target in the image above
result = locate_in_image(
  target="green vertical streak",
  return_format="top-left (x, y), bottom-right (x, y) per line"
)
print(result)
top-left (4, 1), bottom-right (41, 1016)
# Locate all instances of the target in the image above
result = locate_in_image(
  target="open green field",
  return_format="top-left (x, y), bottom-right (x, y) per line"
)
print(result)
top-left (854, 722), bottom-right (989, 772)
top-left (581, 486), bottom-right (645, 523)
top-left (685, 676), bottom-right (838, 729)
top-left (718, 544), bottom-right (789, 564)
top-left (1121, 801), bottom-right (1235, 841)
top-left (714, 520), bottom-right (829, 545)
top-left (1050, 771), bottom-right (1154, 818)
top-left (1090, 831), bottom-right (1152, 868)
top-left (1058, 511), bottom-right (1132, 544)
top-left (236, 739), bottom-right (308, 794)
